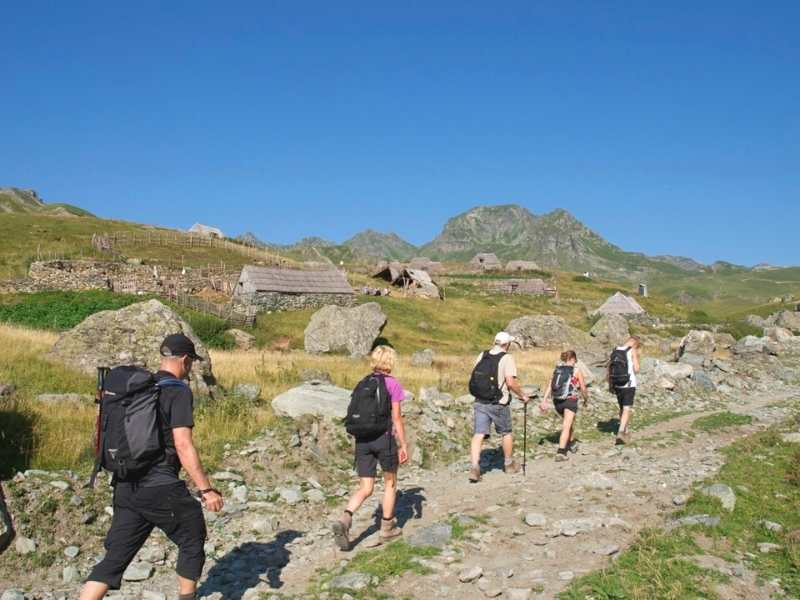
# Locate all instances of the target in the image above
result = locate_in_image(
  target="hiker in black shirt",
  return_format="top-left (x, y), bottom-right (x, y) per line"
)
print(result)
top-left (80, 334), bottom-right (223, 600)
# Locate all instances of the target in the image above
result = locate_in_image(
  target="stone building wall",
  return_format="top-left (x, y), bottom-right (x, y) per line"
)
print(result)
top-left (233, 291), bottom-right (356, 313)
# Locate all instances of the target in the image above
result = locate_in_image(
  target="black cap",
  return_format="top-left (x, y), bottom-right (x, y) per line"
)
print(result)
top-left (160, 333), bottom-right (203, 361)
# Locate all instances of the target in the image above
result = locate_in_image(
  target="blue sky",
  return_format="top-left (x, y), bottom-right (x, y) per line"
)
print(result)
top-left (1, 2), bottom-right (798, 266)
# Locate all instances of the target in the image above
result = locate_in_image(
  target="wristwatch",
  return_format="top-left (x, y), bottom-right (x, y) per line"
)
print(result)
top-left (197, 488), bottom-right (220, 498)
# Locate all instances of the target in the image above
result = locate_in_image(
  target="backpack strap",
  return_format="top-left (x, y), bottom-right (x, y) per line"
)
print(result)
top-left (155, 378), bottom-right (189, 389)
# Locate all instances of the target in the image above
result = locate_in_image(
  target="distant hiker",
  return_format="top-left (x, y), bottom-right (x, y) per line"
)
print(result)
top-left (608, 336), bottom-right (641, 445)
top-left (333, 345), bottom-right (409, 551)
top-left (540, 350), bottom-right (589, 461)
top-left (467, 331), bottom-right (532, 482)
top-left (79, 334), bottom-right (223, 600)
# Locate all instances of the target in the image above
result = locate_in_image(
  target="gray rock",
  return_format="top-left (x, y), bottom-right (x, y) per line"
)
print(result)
top-left (36, 393), bottom-right (93, 404)
top-left (733, 335), bottom-right (768, 355)
top-left (63, 565), bottom-right (80, 583)
top-left (411, 348), bottom-right (435, 367)
top-left (226, 328), bottom-right (256, 350)
top-left (305, 488), bottom-right (326, 503)
top-left (758, 542), bottom-right (782, 553)
top-left (329, 572), bottom-right (371, 591)
top-left (232, 383), bottom-right (261, 401)
top-left (679, 353), bottom-right (708, 369)
top-left (0, 383), bottom-right (15, 397)
top-left (764, 326), bottom-right (793, 343)
top-left (50, 480), bottom-right (70, 491)
top-left (713, 359), bottom-right (734, 373)
top-left (304, 302), bottom-right (387, 357)
top-left (0, 592), bottom-right (24, 600)
top-left (692, 371), bottom-right (716, 392)
top-left (232, 485), bottom-right (248, 503)
top-left (142, 592), bottom-right (167, 600)
top-left (64, 545), bottom-right (80, 558)
top-left (15, 535), bottom-right (36, 555)
top-left (271, 383), bottom-right (350, 420)
top-left (672, 495), bottom-right (689, 506)
top-left (654, 362), bottom-right (694, 380)
top-left (504, 589), bottom-right (532, 600)
top-left (555, 518), bottom-right (595, 536)
top-left (139, 545), bottom-right (166, 563)
top-left (746, 314), bottom-right (768, 328)
top-left (577, 472), bottom-right (615, 490)
top-left (761, 520), bottom-right (783, 532)
top-left (278, 487), bottom-right (303, 505)
top-left (592, 544), bottom-right (620, 556)
top-left (772, 310), bottom-right (800, 334)
top-left (678, 330), bottom-right (716, 358)
top-left (51, 299), bottom-right (214, 395)
top-left (122, 561), bottom-right (154, 582)
top-left (0, 485), bottom-right (14, 554)
top-left (459, 566), bottom-right (484, 582)
top-left (247, 516), bottom-right (279, 535)
top-left (781, 433), bottom-right (800, 443)
top-left (714, 332), bottom-right (736, 349)
top-left (407, 523), bottom-right (453, 548)
top-left (671, 514), bottom-right (721, 528)
top-left (524, 513), bottom-right (547, 527)
top-left (701, 483), bottom-right (736, 511)
top-left (590, 314), bottom-right (630, 346)
top-left (558, 571), bottom-right (575, 581)
top-left (211, 471), bottom-right (244, 482)
top-left (506, 315), bottom-right (594, 350)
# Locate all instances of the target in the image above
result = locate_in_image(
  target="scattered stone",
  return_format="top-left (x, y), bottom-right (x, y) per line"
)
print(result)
top-left (278, 487), bottom-right (303, 505)
top-left (555, 518), bottom-right (595, 537)
top-left (761, 520), bottom-right (783, 532)
top-left (0, 591), bottom-right (24, 600)
top-left (247, 516), bottom-right (279, 535)
top-left (733, 336), bottom-right (768, 355)
top-left (670, 514), bottom-right (721, 529)
top-left (714, 332), bottom-right (736, 349)
top-left (657, 377), bottom-right (676, 390)
top-left (226, 328), bottom-right (256, 350)
top-left (15, 535), bottom-right (36, 555)
top-left (701, 483), bottom-right (736, 511)
top-left (758, 543), bottom-right (782, 554)
top-left (578, 472), bottom-right (615, 490)
top-left (63, 565), bottom-right (80, 584)
top-left (772, 310), bottom-right (800, 334)
top-left (459, 566), bottom-right (484, 582)
top-left (592, 544), bottom-right (620, 556)
top-left (271, 383), bottom-right (350, 420)
top-left (0, 383), bottom-right (15, 397)
top-left (781, 433), bottom-right (800, 444)
top-left (232, 383), bottom-right (261, 401)
top-left (407, 523), bottom-right (453, 548)
top-left (232, 485), bottom-right (248, 503)
top-left (672, 495), bottom-right (689, 506)
top-left (122, 561), bottom-right (154, 582)
top-left (50, 480), bottom-right (70, 491)
top-left (142, 592), bottom-right (167, 600)
top-left (328, 572), bottom-right (371, 591)
top-left (305, 488), bottom-right (326, 503)
top-left (304, 302), bottom-right (387, 358)
top-left (524, 513), bottom-right (547, 527)
top-left (692, 371), bottom-right (716, 392)
top-left (211, 471), bottom-right (244, 482)
top-left (765, 327), bottom-right (793, 343)
top-left (678, 330), bottom-right (716, 358)
top-left (64, 545), bottom-right (80, 559)
top-left (139, 545), bottom-right (166, 563)
top-left (654, 362), bottom-right (694, 380)
top-left (505, 589), bottom-right (532, 600)
top-left (558, 571), bottom-right (575, 581)
top-left (411, 349), bottom-right (435, 367)
top-left (51, 299), bottom-right (213, 395)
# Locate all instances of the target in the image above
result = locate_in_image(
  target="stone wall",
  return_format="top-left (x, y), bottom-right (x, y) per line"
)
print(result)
top-left (233, 291), bottom-right (356, 314)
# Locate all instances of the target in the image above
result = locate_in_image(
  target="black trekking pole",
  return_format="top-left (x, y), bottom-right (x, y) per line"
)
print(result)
top-left (523, 400), bottom-right (528, 476)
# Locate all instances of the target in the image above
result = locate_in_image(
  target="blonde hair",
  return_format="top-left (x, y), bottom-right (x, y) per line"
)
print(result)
top-left (370, 345), bottom-right (396, 374)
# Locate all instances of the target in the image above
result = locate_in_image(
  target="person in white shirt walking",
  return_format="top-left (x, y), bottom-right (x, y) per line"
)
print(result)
top-left (607, 336), bottom-right (641, 445)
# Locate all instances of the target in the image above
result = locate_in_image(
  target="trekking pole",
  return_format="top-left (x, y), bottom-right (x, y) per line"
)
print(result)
top-left (523, 400), bottom-right (528, 476)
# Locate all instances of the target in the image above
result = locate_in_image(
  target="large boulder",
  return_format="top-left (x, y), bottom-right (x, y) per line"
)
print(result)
top-left (714, 333), bottom-right (736, 350)
top-left (226, 328), bottom-right (256, 350)
top-left (765, 327), bottom-right (794, 343)
top-left (51, 299), bottom-right (213, 395)
top-left (271, 383), bottom-right (350, 419)
top-left (654, 361), bottom-right (694, 380)
top-left (304, 303), bottom-right (387, 358)
top-left (745, 314), bottom-right (768, 328)
top-left (590, 314), bottom-right (630, 347)
top-left (732, 335), bottom-right (780, 356)
top-left (772, 311), bottom-right (800, 334)
top-left (506, 315), bottom-right (593, 350)
top-left (678, 330), bottom-right (716, 358)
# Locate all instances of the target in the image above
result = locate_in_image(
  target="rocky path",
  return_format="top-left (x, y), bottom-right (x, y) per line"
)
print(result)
top-left (237, 388), bottom-right (796, 600)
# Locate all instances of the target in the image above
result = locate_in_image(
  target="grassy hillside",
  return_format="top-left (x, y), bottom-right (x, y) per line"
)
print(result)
top-left (0, 213), bottom-right (291, 279)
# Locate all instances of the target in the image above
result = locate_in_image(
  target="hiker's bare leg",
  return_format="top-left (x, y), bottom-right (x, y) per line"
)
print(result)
top-left (470, 434), bottom-right (485, 466)
top-left (79, 582), bottom-right (108, 600)
top-left (619, 407), bottom-right (633, 434)
top-left (178, 575), bottom-right (197, 595)
top-left (346, 478), bottom-right (375, 514)
top-left (502, 433), bottom-right (513, 460)
top-left (559, 410), bottom-right (576, 450)
top-left (381, 471), bottom-right (398, 518)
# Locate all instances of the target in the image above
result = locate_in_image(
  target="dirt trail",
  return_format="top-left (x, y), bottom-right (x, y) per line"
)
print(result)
top-left (268, 388), bottom-right (797, 599)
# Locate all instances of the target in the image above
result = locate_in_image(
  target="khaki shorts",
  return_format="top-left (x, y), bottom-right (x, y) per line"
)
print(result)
top-left (473, 402), bottom-right (512, 435)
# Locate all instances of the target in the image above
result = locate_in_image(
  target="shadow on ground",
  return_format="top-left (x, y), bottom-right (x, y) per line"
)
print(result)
top-left (0, 404), bottom-right (37, 479)
top-left (198, 530), bottom-right (303, 599)
top-left (348, 486), bottom-right (427, 550)
top-left (597, 418), bottom-right (620, 434)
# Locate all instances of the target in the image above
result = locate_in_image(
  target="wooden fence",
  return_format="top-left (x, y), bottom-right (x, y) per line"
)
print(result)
top-left (164, 290), bottom-right (257, 328)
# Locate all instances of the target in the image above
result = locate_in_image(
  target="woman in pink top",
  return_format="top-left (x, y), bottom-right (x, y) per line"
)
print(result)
top-left (332, 345), bottom-right (409, 550)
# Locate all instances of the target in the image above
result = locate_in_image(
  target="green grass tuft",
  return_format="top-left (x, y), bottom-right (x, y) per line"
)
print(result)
top-left (692, 412), bottom-right (753, 432)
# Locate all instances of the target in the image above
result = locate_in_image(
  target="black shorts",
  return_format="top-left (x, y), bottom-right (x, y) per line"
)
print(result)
top-left (355, 434), bottom-right (398, 478)
top-left (86, 481), bottom-right (206, 589)
top-left (615, 387), bottom-right (636, 408)
top-left (554, 399), bottom-right (579, 416)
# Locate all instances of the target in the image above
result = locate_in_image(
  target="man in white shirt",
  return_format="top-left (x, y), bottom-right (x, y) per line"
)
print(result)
top-left (609, 336), bottom-right (641, 445)
top-left (468, 332), bottom-right (531, 482)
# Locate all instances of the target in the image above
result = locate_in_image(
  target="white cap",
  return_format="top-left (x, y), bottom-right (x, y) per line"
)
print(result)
top-left (494, 331), bottom-right (516, 346)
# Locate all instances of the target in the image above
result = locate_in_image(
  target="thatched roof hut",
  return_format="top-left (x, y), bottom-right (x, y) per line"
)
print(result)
top-left (505, 260), bottom-right (541, 272)
top-left (469, 253), bottom-right (502, 270)
top-left (234, 265), bottom-right (354, 297)
top-left (409, 257), bottom-right (444, 274)
top-left (594, 292), bottom-right (646, 316)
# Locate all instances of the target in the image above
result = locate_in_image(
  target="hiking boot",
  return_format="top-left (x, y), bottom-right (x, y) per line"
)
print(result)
top-left (504, 459), bottom-right (521, 475)
top-left (555, 452), bottom-right (569, 462)
top-left (332, 516), bottom-right (351, 551)
top-left (614, 435), bottom-right (626, 446)
top-left (568, 441), bottom-right (580, 454)
top-left (379, 517), bottom-right (403, 542)
top-left (468, 465), bottom-right (481, 483)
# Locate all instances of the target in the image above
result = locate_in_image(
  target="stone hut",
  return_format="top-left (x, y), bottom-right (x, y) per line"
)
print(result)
top-left (593, 292), bottom-right (646, 316)
top-left (233, 265), bottom-right (355, 312)
top-left (505, 260), bottom-right (541, 272)
top-left (469, 253), bottom-right (502, 271)
top-left (488, 278), bottom-right (555, 296)
top-left (408, 257), bottom-right (444, 274)
top-left (188, 223), bottom-right (225, 239)
top-left (373, 264), bottom-right (442, 299)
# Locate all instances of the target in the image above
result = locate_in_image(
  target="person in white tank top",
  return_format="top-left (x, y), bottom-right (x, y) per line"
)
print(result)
top-left (610, 337), bottom-right (641, 444)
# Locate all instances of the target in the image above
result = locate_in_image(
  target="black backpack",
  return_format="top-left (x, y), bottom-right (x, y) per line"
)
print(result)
top-left (345, 373), bottom-right (392, 441)
top-left (469, 351), bottom-right (506, 404)
top-left (609, 348), bottom-right (631, 388)
top-left (90, 366), bottom-right (188, 484)
top-left (551, 365), bottom-right (575, 401)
